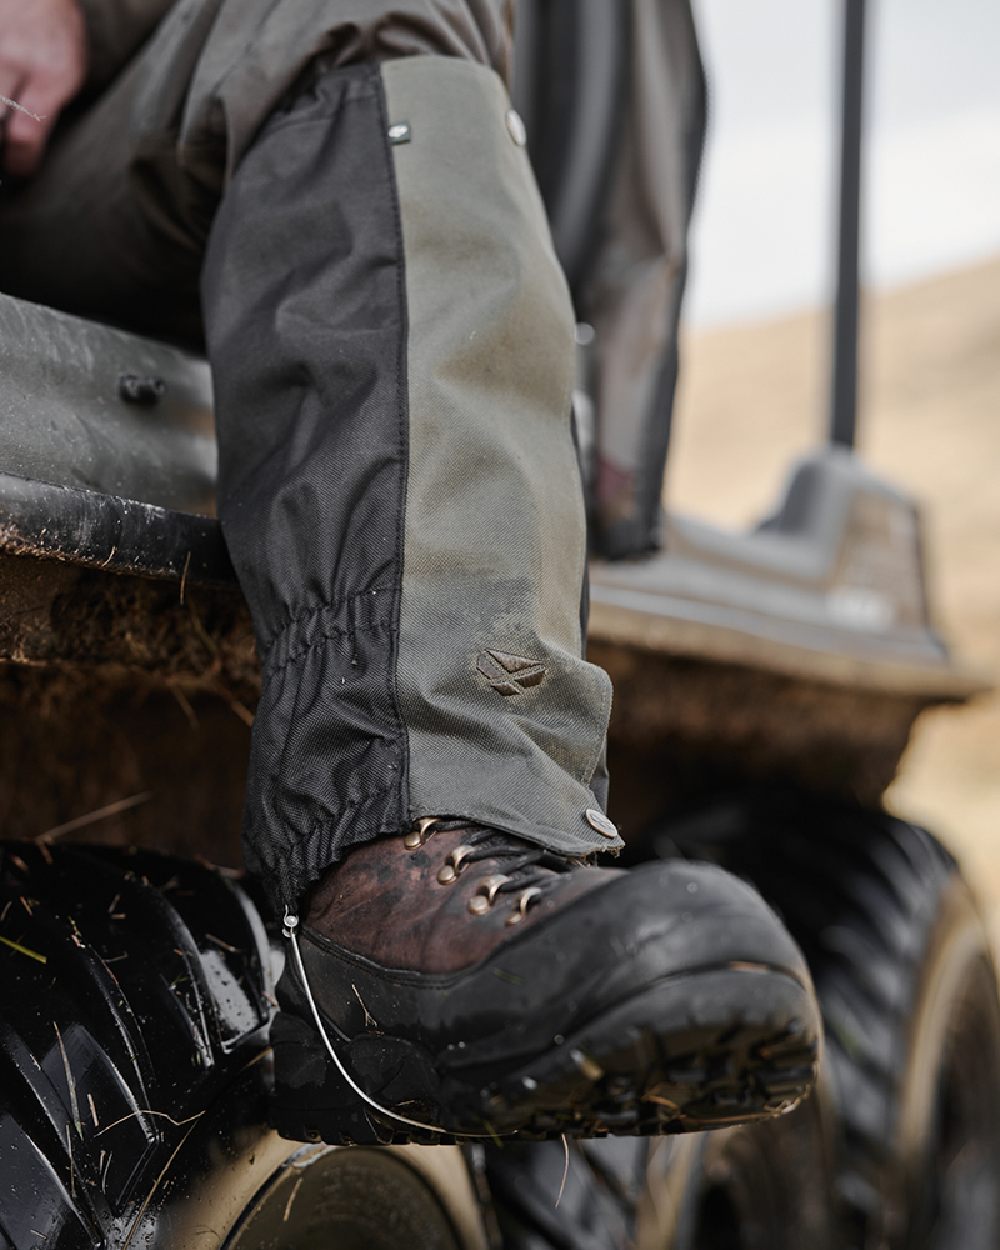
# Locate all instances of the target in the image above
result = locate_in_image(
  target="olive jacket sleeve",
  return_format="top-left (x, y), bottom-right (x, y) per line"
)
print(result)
top-left (77, 0), bottom-right (178, 88)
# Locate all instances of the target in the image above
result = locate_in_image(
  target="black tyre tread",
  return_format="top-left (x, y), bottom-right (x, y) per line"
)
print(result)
top-left (658, 796), bottom-right (969, 1244)
top-left (0, 844), bottom-right (272, 1249)
top-left (671, 1094), bottom-right (839, 1250)
top-left (484, 1134), bottom-right (654, 1250)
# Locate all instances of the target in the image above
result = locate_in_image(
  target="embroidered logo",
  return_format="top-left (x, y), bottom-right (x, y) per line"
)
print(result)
top-left (477, 649), bottom-right (546, 696)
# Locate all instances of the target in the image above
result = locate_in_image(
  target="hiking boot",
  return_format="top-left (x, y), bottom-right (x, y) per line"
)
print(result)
top-left (269, 819), bottom-right (821, 1145)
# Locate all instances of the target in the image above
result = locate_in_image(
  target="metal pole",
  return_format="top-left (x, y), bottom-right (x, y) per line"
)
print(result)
top-left (829, 0), bottom-right (867, 448)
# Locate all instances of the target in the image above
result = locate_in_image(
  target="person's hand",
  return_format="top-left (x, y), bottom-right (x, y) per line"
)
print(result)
top-left (0, 0), bottom-right (86, 178)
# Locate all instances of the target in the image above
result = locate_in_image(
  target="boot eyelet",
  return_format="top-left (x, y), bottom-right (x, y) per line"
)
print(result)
top-left (437, 844), bottom-right (474, 884)
top-left (467, 874), bottom-right (508, 914)
top-left (404, 816), bottom-right (441, 849)
top-left (507, 886), bottom-right (542, 925)
top-left (478, 874), bottom-right (508, 905)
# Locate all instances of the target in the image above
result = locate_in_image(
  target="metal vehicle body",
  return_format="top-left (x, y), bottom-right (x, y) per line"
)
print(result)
top-left (1, 3), bottom-right (998, 1248)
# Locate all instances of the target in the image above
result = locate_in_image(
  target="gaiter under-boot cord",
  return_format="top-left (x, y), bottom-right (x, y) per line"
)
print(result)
top-left (281, 913), bottom-right (440, 1135)
top-left (203, 57), bottom-right (621, 915)
top-left (282, 907), bottom-right (508, 1138)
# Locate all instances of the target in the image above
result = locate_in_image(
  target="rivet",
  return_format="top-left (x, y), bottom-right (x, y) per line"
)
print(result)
top-left (468, 895), bottom-right (490, 916)
top-left (571, 1049), bottom-right (604, 1081)
top-left (437, 864), bottom-right (457, 885)
top-left (505, 108), bottom-right (527, 147)
top-left (403, 830), bottom-right (423, 849)
top-left (585, 808), bottom-right (619, 839)
top-left (118, 373), bottom-right (165, 406)
top-left (388, 121), bottom-right (411, 145)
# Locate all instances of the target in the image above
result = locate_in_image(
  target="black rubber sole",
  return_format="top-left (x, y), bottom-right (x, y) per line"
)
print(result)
top-left (270, 964), bottom-right (819, 1146)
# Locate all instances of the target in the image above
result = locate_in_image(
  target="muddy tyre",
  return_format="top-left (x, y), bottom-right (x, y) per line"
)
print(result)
top-left (660, 796), bottom-right (1000, 1250)
top-left (0, 844), bottom-right (482, 1250)
top-left (666, 1095), bottom-right (838, 1250)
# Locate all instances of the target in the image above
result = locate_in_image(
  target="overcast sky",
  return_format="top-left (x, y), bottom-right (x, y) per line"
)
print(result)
top-left (687, 0), bottom-right (1000, 325)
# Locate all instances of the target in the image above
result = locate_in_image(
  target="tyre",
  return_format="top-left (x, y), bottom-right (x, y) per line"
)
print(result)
top-left (485, 1135), bottom-right (659, 1250)
top-left (0, 843), bottom-right (484, 1250)
top-left (654, 794), bottom-right (1000, 1250)
top-left (483, 1091), bottom-right (837, 1250)
top-left (670, 1096), bottom-right (838, 1250)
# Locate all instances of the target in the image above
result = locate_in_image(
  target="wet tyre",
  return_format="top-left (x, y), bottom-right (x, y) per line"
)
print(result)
top-left (485, 1135), bottom-right (657, 1250)
top-left (483, 1098), bottom-right (837, 1250)
top-left (668, 1093), bottom-right (838, 1250)
top-left (657, 795), bottom-right (1000, 1250)
top-left (0, 843), bottom-right (484, 1250)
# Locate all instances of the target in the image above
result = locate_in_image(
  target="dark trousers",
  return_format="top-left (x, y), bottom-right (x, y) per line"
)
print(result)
top-left (0, 0), bottom-right (617, 909)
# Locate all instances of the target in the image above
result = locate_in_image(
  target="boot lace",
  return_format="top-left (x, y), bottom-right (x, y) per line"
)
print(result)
top-left (404, 818), bottom-right (579, 926)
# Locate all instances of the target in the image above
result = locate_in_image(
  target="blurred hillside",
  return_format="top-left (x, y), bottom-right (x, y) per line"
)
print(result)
top-left (669, 255), bottom-right (1000, 902)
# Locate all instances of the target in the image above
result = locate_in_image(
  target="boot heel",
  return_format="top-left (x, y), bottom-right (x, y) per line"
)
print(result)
top-left (270, 1009), bottom-right (375, 1144)
top-left (269, 1009), bottom-right (452, 1145)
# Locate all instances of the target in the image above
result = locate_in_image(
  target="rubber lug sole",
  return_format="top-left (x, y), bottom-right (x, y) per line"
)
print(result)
top-left (270, 965), bottom-right (820, 1146)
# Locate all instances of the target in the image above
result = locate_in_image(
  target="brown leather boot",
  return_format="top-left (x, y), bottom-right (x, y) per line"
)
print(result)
top-left (304, 820), bottom-right (616, 973)
top-left (270, 818), bottom-right (821, 1146)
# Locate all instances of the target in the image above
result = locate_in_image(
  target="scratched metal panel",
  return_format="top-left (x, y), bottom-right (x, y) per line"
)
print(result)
top-left (0, 293), bottom-right (216, 516)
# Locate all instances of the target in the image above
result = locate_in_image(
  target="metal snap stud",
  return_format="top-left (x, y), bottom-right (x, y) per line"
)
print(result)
top-left (585, 808), bottom-right (619, 839)
top-left (505, 108), bottom-right (527, 147)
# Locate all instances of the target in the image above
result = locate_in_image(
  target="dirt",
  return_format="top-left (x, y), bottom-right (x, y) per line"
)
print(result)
top-left (0, 552), bottom-right (257, 692)
top-left (668, 254), bottom-right (1000, 915)
top-left (0, 552), bottom-right (256, 865)
top-left (596, 641), bottom-right (924, 834)
top-left (0, 673), bottom-right (248, 865)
